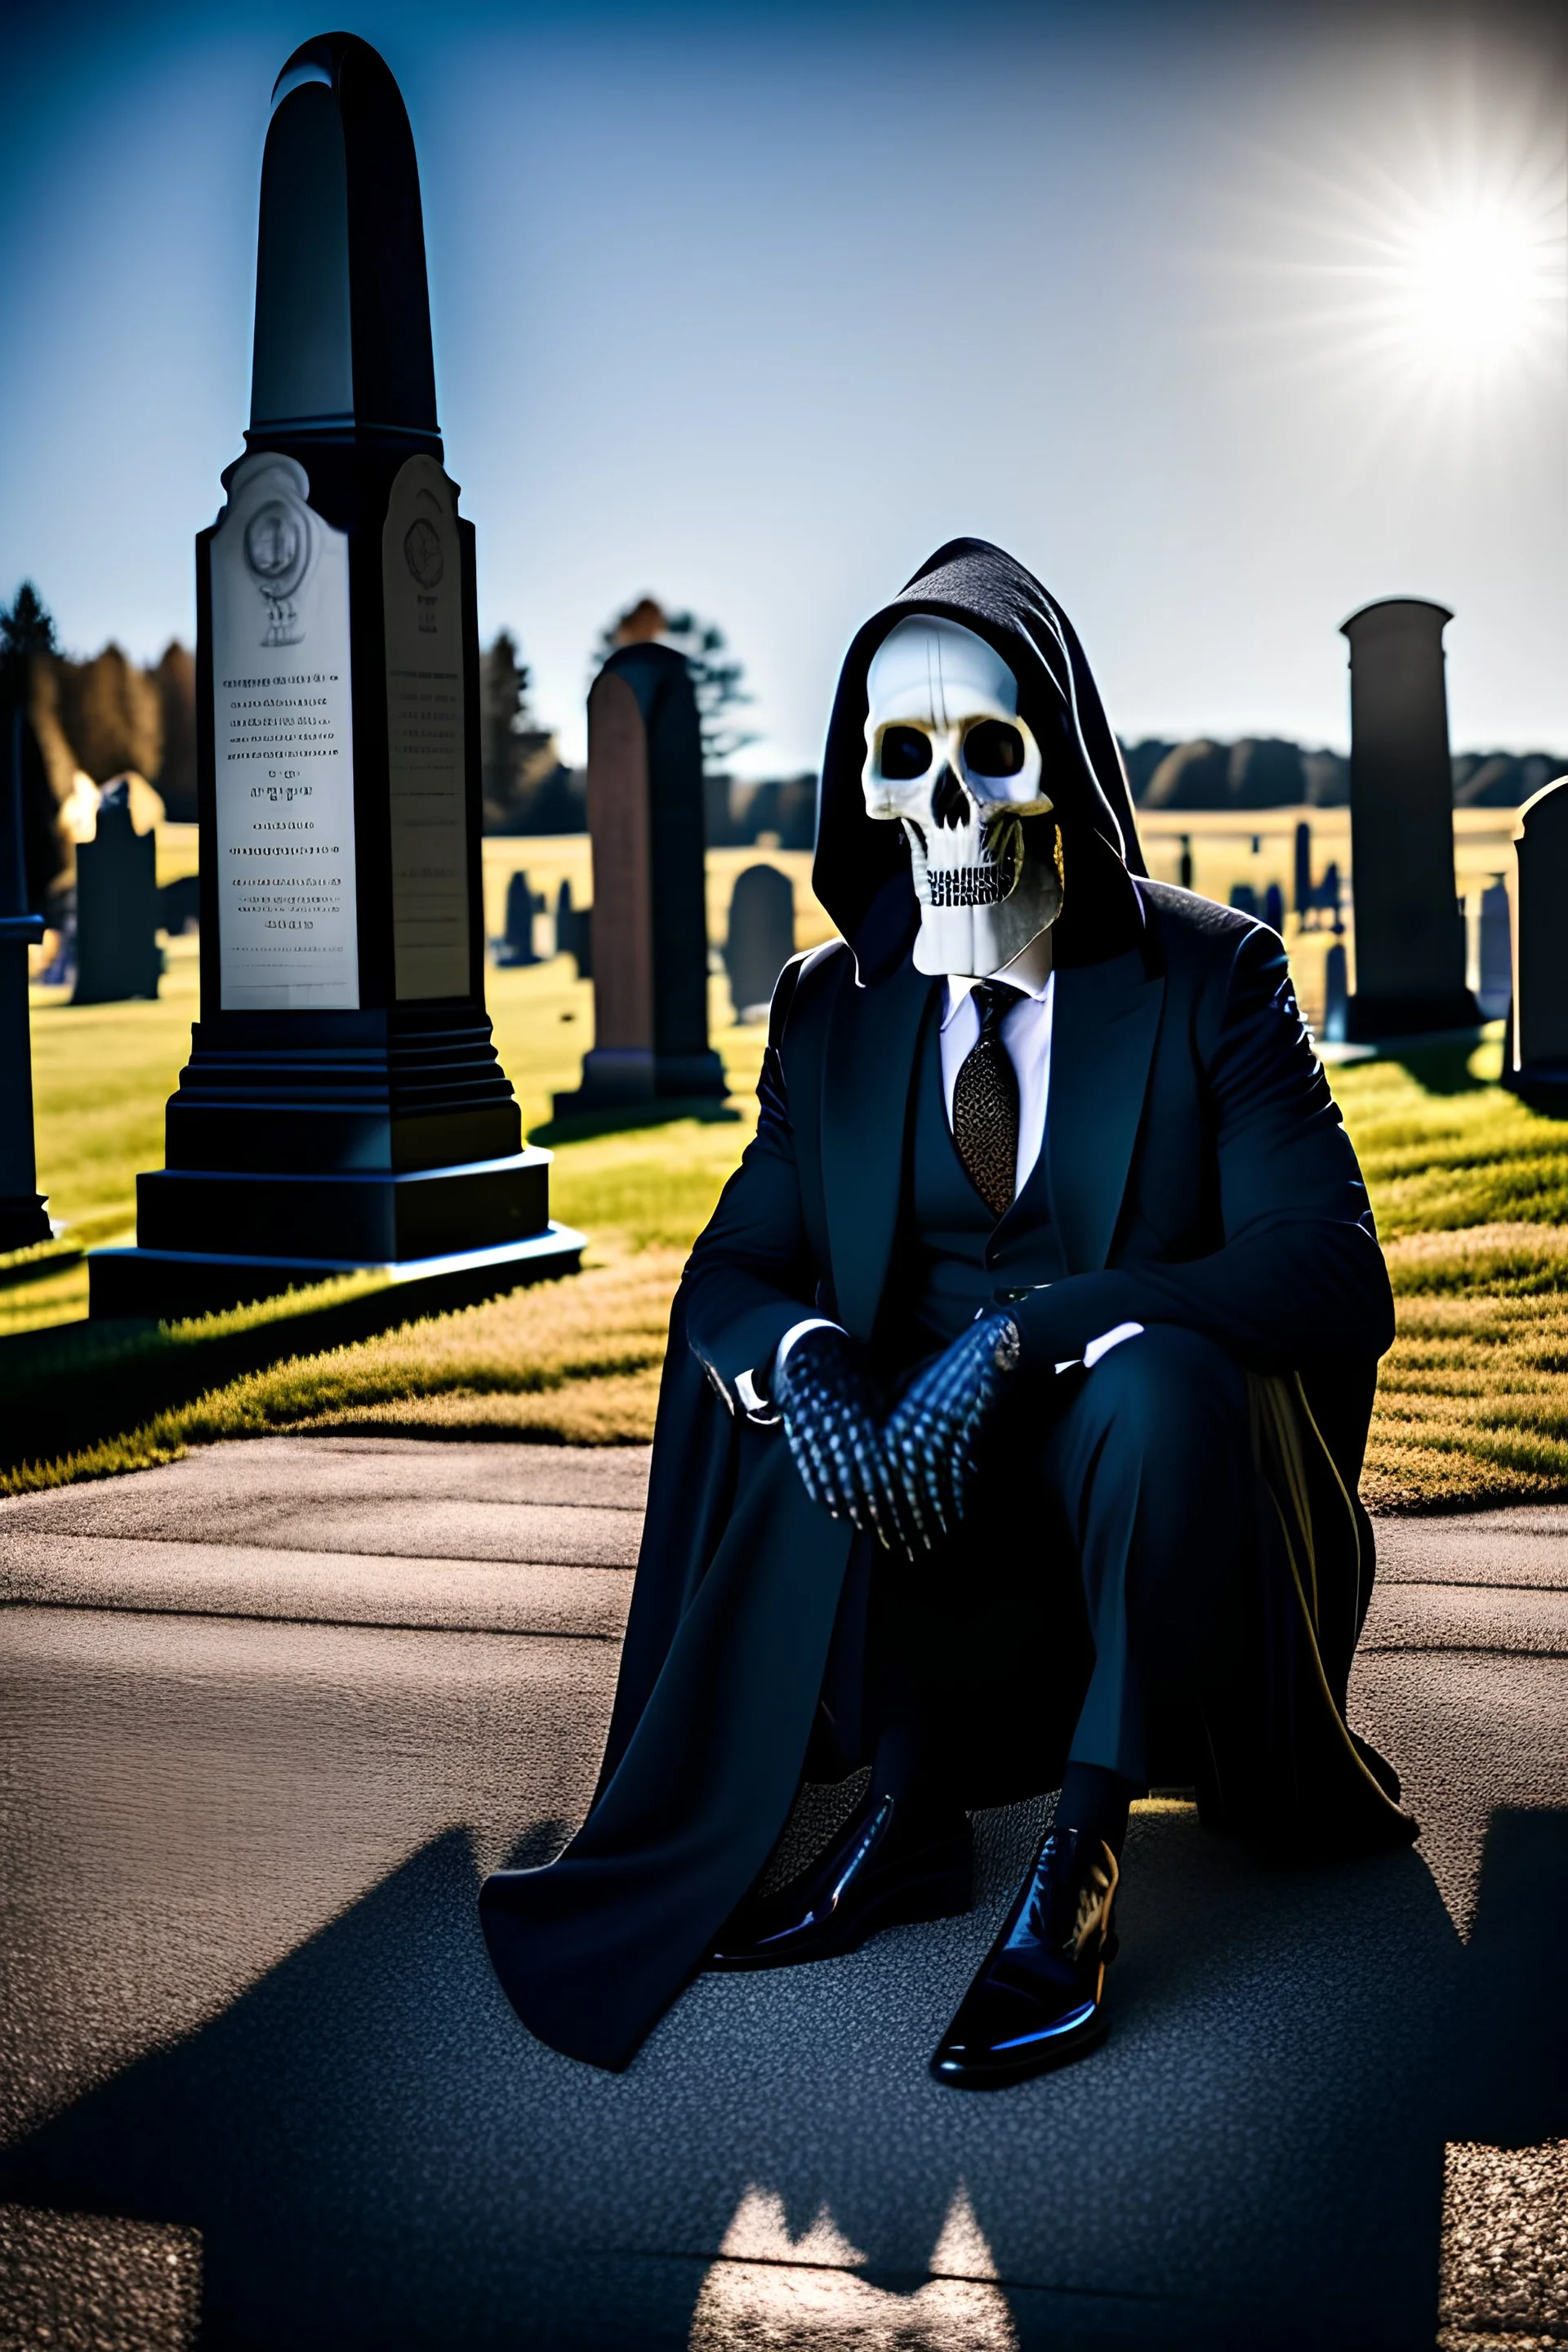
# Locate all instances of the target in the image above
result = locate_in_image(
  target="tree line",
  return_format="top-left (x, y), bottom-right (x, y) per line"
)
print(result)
top-left (7, 579), bottom-right (1557, 911)
top-left (1123, 735), bottom-right (1565, 811)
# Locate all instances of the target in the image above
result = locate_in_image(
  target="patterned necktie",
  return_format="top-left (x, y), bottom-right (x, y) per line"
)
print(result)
top-left (951, 980), bottom-right (1026, 1217)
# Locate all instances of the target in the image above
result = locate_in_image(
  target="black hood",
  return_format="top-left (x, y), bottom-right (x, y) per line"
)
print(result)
top-left (812, 539), bottom-right (1147, 983)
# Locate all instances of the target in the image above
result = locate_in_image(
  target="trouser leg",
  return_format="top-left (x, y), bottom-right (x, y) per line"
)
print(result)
top-left (1043, 1325), bottom-right (1252, 1786)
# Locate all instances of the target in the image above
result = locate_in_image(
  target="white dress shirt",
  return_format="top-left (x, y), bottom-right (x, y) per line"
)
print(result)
top-left (740, 956), bottom-right (1142, 1414)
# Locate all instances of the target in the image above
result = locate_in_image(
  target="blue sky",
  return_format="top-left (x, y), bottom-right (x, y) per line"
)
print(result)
top-left (2, 0), bottom-right (1564, 770)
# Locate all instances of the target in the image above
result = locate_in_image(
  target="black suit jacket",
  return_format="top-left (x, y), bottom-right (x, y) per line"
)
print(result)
top-left (685, 879), bottom-right (1390, 1427)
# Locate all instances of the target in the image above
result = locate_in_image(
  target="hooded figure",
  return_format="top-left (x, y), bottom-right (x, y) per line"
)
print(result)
top-left (481, 541), bottom-right (1411, 2080)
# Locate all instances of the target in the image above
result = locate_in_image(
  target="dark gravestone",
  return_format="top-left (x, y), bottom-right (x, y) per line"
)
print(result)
top-left (73, 783), bottom-right (161, 1004)
top-left (776, 776), bottom-right (817, 850)
top-left (1228, 883), bottom-right (1258, 920)
top-left (1321, 862), bottom-right (1343, 932)
top-left (1294, 829), bottom-right (1348, 938)
top-left (1341, 598), bottom-right (1477, 1040)
top-left (725, 862), bottom-right (795, 1022)
top-left (158, 874), bottom-right (202, 937)
top-left (555, 644), bottom-right (726, 1113)
top-left (494, 870), bottom-right (540, 966)
top-left (0, 701), bottom-right (51, 1248)
top-left (703, 773), bottom-right (737, 847)
top-left (555, 880), bottom-right (591, 978)
top-left (1323, 942), bottom-right (1349, 1045)
top-left (89, 34), bottom-right (581, 1319)
top-left (1507, 777), bottom-right (1568, 1107)
top-left (1263, 881), bottom-right (1285, 935)
top-left (1477, 880), bottom-right (1512, 1022)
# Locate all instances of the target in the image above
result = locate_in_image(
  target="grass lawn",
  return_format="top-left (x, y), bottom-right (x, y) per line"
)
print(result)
top-left (5, 908), bottom-right (1568, 1511)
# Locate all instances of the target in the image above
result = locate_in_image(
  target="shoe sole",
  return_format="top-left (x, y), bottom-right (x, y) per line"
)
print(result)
top-left (929, 2011), bottom-right (1109, 2089)
top-left (706, 1862), bottom-right (973, 1974)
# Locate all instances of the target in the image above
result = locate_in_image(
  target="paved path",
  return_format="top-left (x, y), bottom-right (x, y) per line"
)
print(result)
top-left (1, 1438), bottom-right (1564, 2351)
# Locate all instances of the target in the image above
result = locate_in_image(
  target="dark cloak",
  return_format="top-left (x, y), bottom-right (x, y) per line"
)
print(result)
top-left (480, 541), bottom-right (1412, 2074)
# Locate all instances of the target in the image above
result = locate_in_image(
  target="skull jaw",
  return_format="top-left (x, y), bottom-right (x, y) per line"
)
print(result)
top-left (911, 859), bottom-right (1064, 979)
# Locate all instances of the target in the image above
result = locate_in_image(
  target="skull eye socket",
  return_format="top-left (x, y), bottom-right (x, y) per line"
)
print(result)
top-left (879, 725), bottom-right (932, 780)
top-left (963, 720), bottom-right (1026, 779)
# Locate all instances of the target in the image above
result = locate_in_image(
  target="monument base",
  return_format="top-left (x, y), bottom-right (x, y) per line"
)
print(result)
top-left (1345, 989), bottom-right (1481, 1043)
top-left (1504, 1063), bottom-right (1568, 1117)
top-left (0, 1194), bottom-right (52, 1252)
top-left (136, 1147), bottom-right (552, 1263)
top-left (554, 1046), bottom-right (728, 1119)
top-left (87, 1223), bottom-right (586, 1323)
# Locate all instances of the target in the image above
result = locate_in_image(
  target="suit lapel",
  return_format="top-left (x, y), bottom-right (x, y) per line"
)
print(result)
top-left (821, 958), bottom-right (937, 1341)
top-left (1046, 956), bottom-right (1165, 1272)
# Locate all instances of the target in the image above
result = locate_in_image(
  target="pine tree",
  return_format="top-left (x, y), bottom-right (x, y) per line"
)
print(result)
top-left (479, 630), bottom-right (559, 832)
top-left (0, 583), bottom-right (67, 911)
top-left (153, 643), bottom-right (198, 822)
top-left (55, 644), bottom-right (163, 785)
top-left (0, 581), bottom-right (57, 681)
top-left (594, 598), bottom-right (759, 770)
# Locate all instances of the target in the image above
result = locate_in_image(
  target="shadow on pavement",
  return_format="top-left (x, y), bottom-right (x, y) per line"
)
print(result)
top-left (0, 1798), bottom-right (1509, 2351)
top-left (1450, 1807), bottom-right (1568, 2149)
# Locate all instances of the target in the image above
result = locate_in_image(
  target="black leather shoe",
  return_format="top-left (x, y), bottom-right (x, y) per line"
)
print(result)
top-left (930, 1824), bottom-right (1119, 2088)
top-left (707, 1793), bottom-right (973, 1971)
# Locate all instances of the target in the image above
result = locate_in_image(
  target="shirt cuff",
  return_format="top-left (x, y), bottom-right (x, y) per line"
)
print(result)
top-left (736, 1316), bottom-right (844, 1422)
top-left (1054, 1322), bottom-right (1146, 1376)
top-left (1083, 1321), bottom-right (1144, 1369)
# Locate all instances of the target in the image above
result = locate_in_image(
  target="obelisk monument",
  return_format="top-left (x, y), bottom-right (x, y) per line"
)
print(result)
top-left (1341, 598), bottom-right (1477, 1041)
top-left (91, 34), bottom-right (581, 1316)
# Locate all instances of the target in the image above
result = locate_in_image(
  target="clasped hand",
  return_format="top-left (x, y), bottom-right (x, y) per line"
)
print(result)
top-left (771, 1313), bottom-right (1021, 1558)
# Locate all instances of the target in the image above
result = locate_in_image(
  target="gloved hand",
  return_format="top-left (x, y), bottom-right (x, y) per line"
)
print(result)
top-left (772, 1325), bottom-right (912, 1552)
top-left (881, 1309), bottom-right (1022, 1552)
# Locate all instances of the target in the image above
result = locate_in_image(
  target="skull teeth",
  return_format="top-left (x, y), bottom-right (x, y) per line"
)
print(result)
top-left (924, 866), bottom-right (1013, 907)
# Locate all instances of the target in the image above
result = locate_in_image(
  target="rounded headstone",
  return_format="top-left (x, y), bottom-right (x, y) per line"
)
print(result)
top-left (726, 863), bottom-right (795, 1022)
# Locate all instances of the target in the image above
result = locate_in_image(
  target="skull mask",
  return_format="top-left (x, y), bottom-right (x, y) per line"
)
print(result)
top-left (862, 617), bottom-right (1062, 978)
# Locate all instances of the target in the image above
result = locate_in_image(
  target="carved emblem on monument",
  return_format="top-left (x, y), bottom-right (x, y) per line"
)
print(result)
top-left (403, 517), bottom-right (443, 586)
top-left (239, 466), bottom-right (320, 647)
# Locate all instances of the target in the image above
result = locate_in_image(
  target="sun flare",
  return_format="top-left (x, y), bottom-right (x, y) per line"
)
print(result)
top-left (1380, 196), bottom-right (1563, 376)
top-left (1220, 59), bottom-right (1567, 437)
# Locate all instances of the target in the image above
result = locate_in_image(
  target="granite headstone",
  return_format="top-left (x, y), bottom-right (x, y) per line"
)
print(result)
top-left (555, 642), bottom-right (726, 1112)
top-left (1341, 597), bottom-right (1477, 1040)
top-left (1323, 942), bottom-right (1349, 1045)
top-left (725, 862), bottom-right (795, 1022)
top-left (1507, 776), bottom-right (1568, 1107)
top-left (73, 782), bottom-right (161, 1005)
top-left (1294, 822), bottom-right (1312, 919)
top-left (1478, 880), bottom-right (1512, 1022)
top-left (555, 880), bottom-right (591, 978)
top-left (495, 870), bottom-right (541, 966)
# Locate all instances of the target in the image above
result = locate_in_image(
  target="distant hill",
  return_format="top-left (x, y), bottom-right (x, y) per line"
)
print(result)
top-left (1122, 737), bottom-right (1566, 811)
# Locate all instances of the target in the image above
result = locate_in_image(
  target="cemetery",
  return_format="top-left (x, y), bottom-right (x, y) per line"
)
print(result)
top-left (2, 11), bottom-right (1566, 2352)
